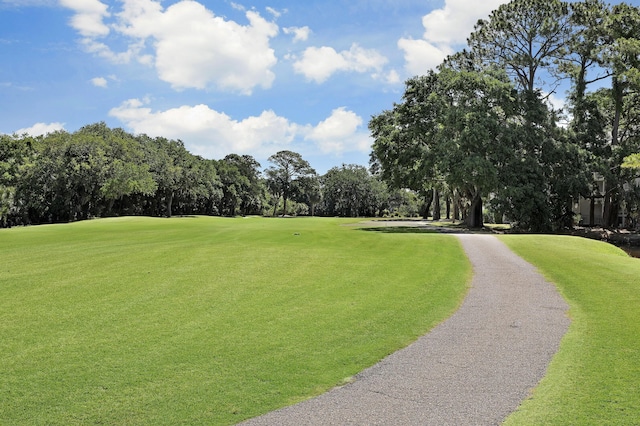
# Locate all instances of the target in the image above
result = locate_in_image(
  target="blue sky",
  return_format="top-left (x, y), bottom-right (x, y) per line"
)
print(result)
top-left (1, 0), bottom-right (637, 173)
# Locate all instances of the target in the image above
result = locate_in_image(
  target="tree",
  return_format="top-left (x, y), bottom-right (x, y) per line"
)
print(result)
top-left (74, 124), bottom-right (157, 216)
top-left (100, 159), bottom-right (157, 214)
top-left (1, 123), bottom-right (229, 223)
top-left (597, 3), bottom-right (640, 226)
top-left (186, 157), bottom-right (223, 216)
top-left (292, 174), bottom-right (321, 216)
top-left (320, 164), bottom-right (379, 217)
top-left (369, 71), bottom-right (445, 220)
top-left (216, 154), bottom-right (263, 216)
top-left (437, 67), bottom-right (519, 227)
top-left (467, 0), bottom-right (592, 231)
top-left (265, 150), bottom-right (316, 216)
top-left (557, 2), bottom-right (640, 227)
top-left (139, 136), bottom-right (197, 217)
top-left (0, 134), bottom-right (34, 226)
top-left (370, 66), bottom-right (518, 227)
top-left (469, 0), bottom-right (571, 93)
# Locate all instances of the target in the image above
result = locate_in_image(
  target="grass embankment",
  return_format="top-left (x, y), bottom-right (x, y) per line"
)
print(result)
top-left (0, 216), bottom-right (469, 425)
top-left (501, 235), bottom-right (640, 425)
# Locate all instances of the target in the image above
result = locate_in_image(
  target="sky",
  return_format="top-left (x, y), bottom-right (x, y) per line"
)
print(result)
top-left (1, 0), bottom-right (637, 174)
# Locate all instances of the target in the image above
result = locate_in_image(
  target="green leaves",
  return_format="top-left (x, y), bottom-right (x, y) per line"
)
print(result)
top-left (0, 124), bottom-right (230, 224)
top-left (371, 66), bottom-right (520, 227)
top-left (320, 164), bottom-right (384, 217)
top-left (265, 150), bottom-right (316, 216)
top-left (469, 0), bottom-right (571, 92)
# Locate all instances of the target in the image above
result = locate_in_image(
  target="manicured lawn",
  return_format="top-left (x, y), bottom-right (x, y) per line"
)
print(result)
top-left (0, 216), bottom-right (469, 425)
top-left (501, 235), bottom-right (640, 425)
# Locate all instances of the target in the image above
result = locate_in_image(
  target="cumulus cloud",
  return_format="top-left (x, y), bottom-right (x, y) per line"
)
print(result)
top-left (14, 122), bottom-right (65, 136)
top-left (283, 26), bottom-right (310, 42)
top-left (384, 69), bottom-right (401, 85)
top-left (398, 38), bottom-right (453, 76)
top-left (59, 0), bottom-right (110, 37)
top-left (109, 98), bottom-right (297, 158)
top-left (91, 76), bottom-right (108, 87)
top-left (109, 99), bottom-right (369, 158)
top-left (61, 0), bottom-right (279, 94)
top-left (422, 0), bottom-right (507, 45)
top-left (399, 0), bottom-right (508, 75)
top-left (305, 107), bottom-right (371, 154)
top-left (293, 43), bottom-right (388, 83)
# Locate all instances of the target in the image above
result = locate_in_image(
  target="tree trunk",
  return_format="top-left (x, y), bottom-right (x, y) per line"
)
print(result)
top-left (603, 182), bottom-right (620, 228)
top-left (446, 196), bottom-right (451, 220)
top-left (605, 194), bottom-right (620, 228)
top-left (432, 188), bottom-right (441, 221)
top-left (453, 190), bottom-right (460, 221)
top-left (589, 197), bottom-right (595, 226)
top-left (604, 77), bottom-right (623, 229)
top-left (166, 191), bottom-right (174, 217)
top-left (422, 191), bottom-right (433, 220)
top-left (466, 192), bottom-right (483, 228)
top-left (107, 198), bottom-right (115, 216)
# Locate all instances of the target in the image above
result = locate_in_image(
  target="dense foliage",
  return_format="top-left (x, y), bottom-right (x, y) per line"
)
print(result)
top-left (6, 0), bottom-right (640, 231)
top-left (0, 123), bottom-right (420, 227)
top-left (370, 0), bottom-right (640, 232)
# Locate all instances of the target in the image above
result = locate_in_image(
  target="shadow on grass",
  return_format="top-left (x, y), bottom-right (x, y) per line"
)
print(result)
top-left (359, 226), bottom-right (440, 234)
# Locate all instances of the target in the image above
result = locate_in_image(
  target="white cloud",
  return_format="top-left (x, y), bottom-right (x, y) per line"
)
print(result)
top-left (80, 37), bottom-right (139, 64)
top-left (385, 69), bottom-right (401, 85)
top-left (545, 92), bottom-right (566, 113)
top-left (109, 99), bottom-right (297, 158)
top-left (283, 26), bottom-right (310, 42)
top-left (62, 0), bottom-right (279, 94)
top-left (91, 76), bottom-right (108, 87)
top-left (109, 99), bottom-right (369, 158)
top-left (373, 69), bottom-right (402, 85)
top-left (421, 0), bottom-right (507, 45)
top-left (265, 6), bottom-right (282, 18)
top-left (2, 0), bottom-right (56, 6)
top-left (14, 122), bottom-right (65, 136)
top-left (293, 43), bottom-right (388, 83)
top-left (230, 2), bottom-right (245, 12)
top-left (157, 6), bottom-right (277, 93)
top-left (305, 107), bottom-right (371, 154)
top-left (398, 38), bottom-right (453, 76)
top-left (399, 0), bottom-right (508, 75)
top-left (293, 46), bottom-right (346, 83)
top-left (59, 0), bottom-right (110, 37)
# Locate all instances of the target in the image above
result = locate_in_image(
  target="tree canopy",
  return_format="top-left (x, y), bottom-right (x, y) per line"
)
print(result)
top-left (0, 125), bottom-right (419, 227)
top-left (370, 0), bottom-right (640, 231)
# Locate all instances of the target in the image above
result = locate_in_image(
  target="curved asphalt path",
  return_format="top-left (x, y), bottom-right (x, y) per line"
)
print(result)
top-left (241, 234), bottom-right (570, 425)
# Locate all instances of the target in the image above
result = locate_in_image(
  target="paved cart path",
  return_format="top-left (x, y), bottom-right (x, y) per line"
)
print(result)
top-left (241, 234), bottom-right (570, 425)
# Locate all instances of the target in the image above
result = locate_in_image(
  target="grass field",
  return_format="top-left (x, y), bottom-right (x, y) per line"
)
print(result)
top-left (0, 216), bottom-right (470, 425)
top-left (501, 235), bottom-right (640, 425)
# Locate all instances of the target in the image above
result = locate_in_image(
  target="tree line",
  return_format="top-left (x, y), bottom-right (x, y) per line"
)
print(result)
top-left (370, 0), bottom-right (640, 232)
top-left (0, 122), bottom-right (422, 227)
top-left (6, 0), bottom-right (640, 232)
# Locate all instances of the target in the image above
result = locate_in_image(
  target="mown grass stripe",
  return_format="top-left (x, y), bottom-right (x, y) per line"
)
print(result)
top-left (0, 216), bottom-right (469, 425)
top-left (501, 235), bottom-right (640, 425)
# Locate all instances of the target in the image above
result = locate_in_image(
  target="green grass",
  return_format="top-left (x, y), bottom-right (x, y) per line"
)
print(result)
top-left (501, 235), bottom-right (640, 425)
top-left (0, 216), bottom-right (469, 425)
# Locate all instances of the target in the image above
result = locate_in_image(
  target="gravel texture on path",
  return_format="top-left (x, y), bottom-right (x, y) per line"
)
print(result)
top-left (241, 234), bottom-right (570, 425)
